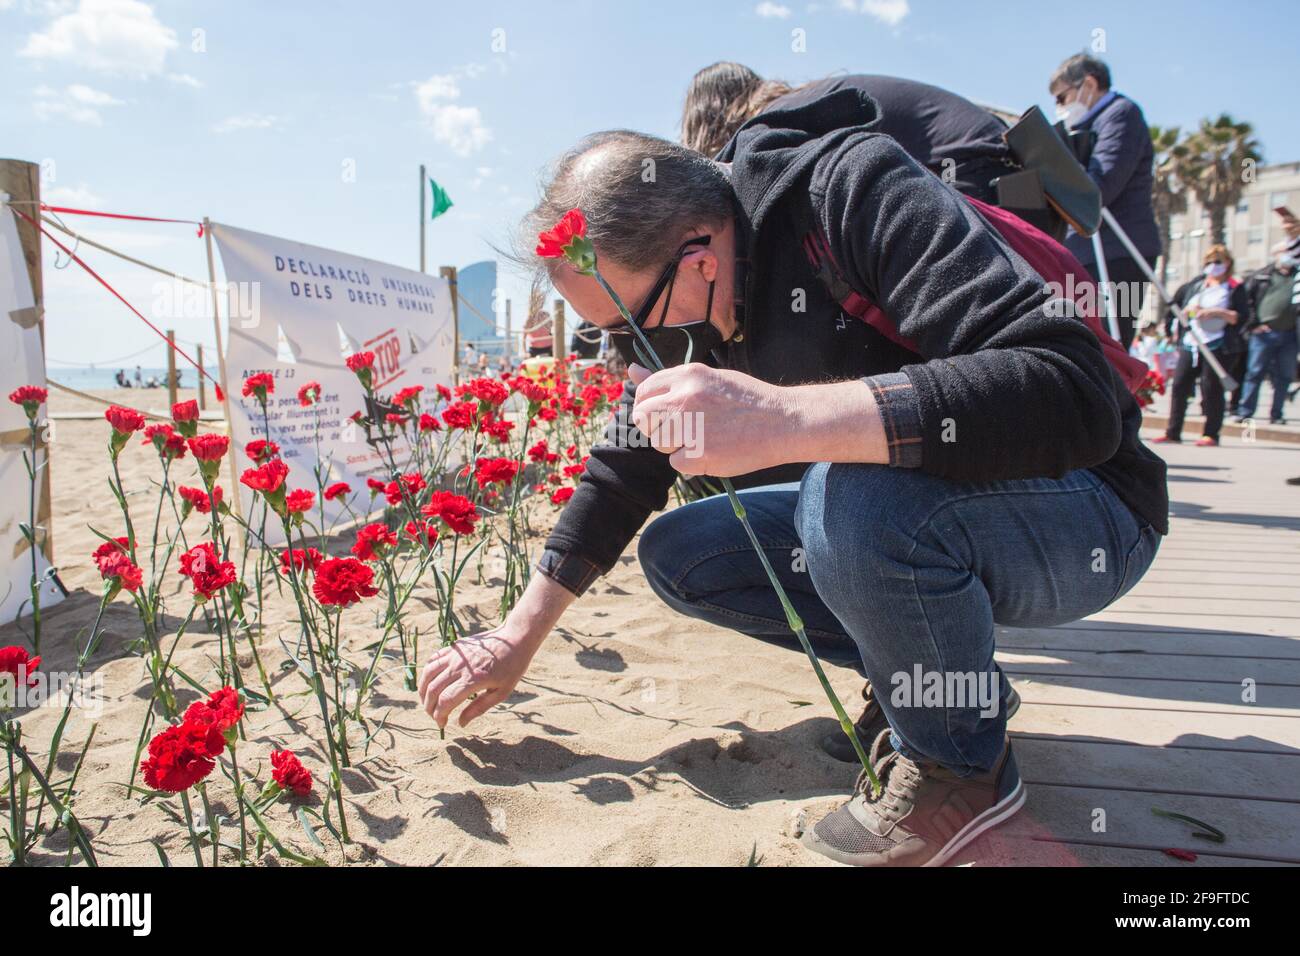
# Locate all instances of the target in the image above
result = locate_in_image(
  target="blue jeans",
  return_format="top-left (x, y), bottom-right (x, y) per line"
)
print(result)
top-left (639, 465), bottom-right (1160, 777)
top-left (1236, 328), bottom-right (1299, 421)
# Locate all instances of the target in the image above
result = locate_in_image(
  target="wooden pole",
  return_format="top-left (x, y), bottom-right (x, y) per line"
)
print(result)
top-left (419, 164), bottom-right (426, 274)
top-left (166, 329), bottom-right (178, 409)
top-left (197, 344), bottom-right (207, 410)
top-left (1, 158), bottom-right (52, 562)
top-left (441, 265), bottom-right (459, 384)
top-left (553, 299), bottom-right (567, 363)
top-left (202, 218), bottom-right (245, 527)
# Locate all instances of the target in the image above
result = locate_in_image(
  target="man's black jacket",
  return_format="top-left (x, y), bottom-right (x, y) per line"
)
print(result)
top-left (539, 88), bottom-right (1169, 596)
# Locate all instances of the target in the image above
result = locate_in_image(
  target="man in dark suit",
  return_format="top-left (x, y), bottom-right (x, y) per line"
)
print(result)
top-left (1049, 53), bottom-right (1160, 349)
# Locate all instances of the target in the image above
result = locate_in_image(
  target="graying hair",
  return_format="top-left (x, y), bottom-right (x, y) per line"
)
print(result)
top-left (1050, 53), bottom-right (1112, 92)
top-left (514, 130), bottom-right (734, 278)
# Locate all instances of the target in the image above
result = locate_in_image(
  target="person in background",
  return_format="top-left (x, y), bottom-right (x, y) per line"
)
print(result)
top-left (681, 62), bottom-right (1013, 204)
top-left (477, 350), bottom-right (490, 375)
top-left (526, 311), bottom-right (554, 357)
top-left (1235, 239), bottom-right (1298, 425)
top-left (1155, 245), bottom-right (1249, 447)
top-left (1049, 53), bottom-right (1159, 350)
top-left (134, 365), bottom-right (143, 386)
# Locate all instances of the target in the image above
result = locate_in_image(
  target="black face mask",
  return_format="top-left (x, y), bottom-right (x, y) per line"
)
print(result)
top-left (608, 236), bottom-right (722, 369)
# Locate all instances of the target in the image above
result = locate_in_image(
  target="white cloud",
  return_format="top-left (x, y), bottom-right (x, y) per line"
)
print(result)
top-left (756, 2), bottom-right (792, 17)
top-left (167, 72), bottom-right (202, 88)
top-left (33, 83), bottom-right (123, 125)
top-left (413, 74), bottom-right (490, 156)
top-left (20, 0), bottom-right (178, 77)
top-left (44, 182), bottom-right (103, 208)
top-left (212, 113), bottom-right (279, 134)
top-left (839, 0), bottom-right (909, 25)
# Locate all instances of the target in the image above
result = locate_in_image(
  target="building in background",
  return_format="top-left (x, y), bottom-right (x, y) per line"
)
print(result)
top-left (456, 260), bottom-right (502, 355)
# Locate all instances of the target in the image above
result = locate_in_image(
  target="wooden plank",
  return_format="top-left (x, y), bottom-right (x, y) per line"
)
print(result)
top-left (1009, 674), bottom-right (1300, 714)
top-left (997, 648), bottom-right (1300, 684)
top-left (997, 626), bottom-right (1300, 659)
top-left (1008, 703), bottom-right (1300, 751)
top-left (1087, 612), bottom-right (1298, 635)
top-left (1010, 737), bottom-right (1300, 802)
top-left (952, 836), bottom-right (1282, 867)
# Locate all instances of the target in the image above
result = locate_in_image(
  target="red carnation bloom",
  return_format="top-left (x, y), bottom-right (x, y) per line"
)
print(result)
top-left (312, 557), bottom-right (379, 607)
top-left (418, 413), bottom-right (440, 432)
top-left (535, 208), bottom-right (588, 258)
top-left (538, 405), bottom-right (558, 422)
top-left (179, 484), bottom-right (223, 515)
top-left (245, 439), bottom-right (280, 464)
top-left (241, 458), bottom-right (290, 493)
top-left (385, 412), bottom-right (409, 427)
top-left (345, 351), bottom-right (375, 373)
top-left (280, 547), bottom-right (324, 576)
top-left (475, 457), bottom-right (519, 489)
top-left (143, 423), bottom-right (188, 460)
top-left (441, 401), bottom-right (477, 430)
top-left (178, 542), bottom-right (237, 602)
top-left (514, 378), bottom-right (550, 405)
top-left (285, 488), bottom-right (315, 514)
top-left (98, 550), bottom-right (144, 592)
top-left (352, 522), bottom-right (398, 561)
top-left (365, 477), bottom-right (387, 496)
top-left (393, 385), bottom-right (424, 406)
top-left (436, 384), bottom-right (453, 402)
top-left (183, 686), bottom-right (244, 754)
top-left (323, 481), bottom-right (352, 502)
top-left (297, 381), bottom-right (322, 407)
top-left (527, 440), bottom-right (550, 463)
top-left (550, 486), bottom-right (575, 506)
top-left (92, 537), bottom-right (130, 572)
top-left (105, 404), bottom-right (145, 434)
top-left (8, 385), bottom-right (47, 420)
top-left (187, 433), bottom-right (230, 462)
top-left (270, 749), bottom-right (313, 797)
top-left (172, 399), bottom-right (199, 422)
top-left (383, 472), bottom-right (426, 506)
top-left (403, 519), bottom-right (438, 549)
top-left (140, 721), bottom-right (217, 793)
top-left (466, 377), bottom-right (508, 407)
top-left (0, 645), bottom-right (41, 688)
top-left (481, 415), bottom-right (514, 442)
top-left (563, 462), bottom-right (586, 479)
top-left (242, 372), bottom-right (275, 399)
top-left (421, 490), bottom-right (479, 535)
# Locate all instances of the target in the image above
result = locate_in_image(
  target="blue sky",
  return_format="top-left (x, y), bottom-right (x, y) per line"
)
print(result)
top-left (3, 0), bottom-right (1294, 369)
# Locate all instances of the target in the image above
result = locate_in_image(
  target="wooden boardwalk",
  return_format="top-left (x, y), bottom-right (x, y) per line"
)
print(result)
top-left (957, 432), bottom-right (1300, 866)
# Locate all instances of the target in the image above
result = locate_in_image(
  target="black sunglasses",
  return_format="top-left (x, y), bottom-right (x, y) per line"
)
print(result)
top-left (611, 235), bottom-right (712, 336)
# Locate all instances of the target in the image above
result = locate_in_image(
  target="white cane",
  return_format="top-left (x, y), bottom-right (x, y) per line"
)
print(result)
top-left (1090, 232), bottom-right (1122, 343)
top-left (1099, 208), bottom-right (1238, 392)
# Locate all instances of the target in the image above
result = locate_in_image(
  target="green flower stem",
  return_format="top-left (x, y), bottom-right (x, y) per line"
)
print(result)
top-left (589, 264), bottom-right (880, 794)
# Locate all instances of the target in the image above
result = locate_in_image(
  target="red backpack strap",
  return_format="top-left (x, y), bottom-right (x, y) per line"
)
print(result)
top-left (799, 226), bottom-right (920, 352)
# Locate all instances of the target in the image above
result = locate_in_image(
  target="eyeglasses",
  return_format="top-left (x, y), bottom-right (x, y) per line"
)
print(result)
top-left (1053, 84), bottom-right (1081, 107)
top-left (610, 235), bottom-right (712, 336)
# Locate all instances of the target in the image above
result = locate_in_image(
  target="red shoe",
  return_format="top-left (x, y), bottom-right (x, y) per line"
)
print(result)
top-left (1151, 435), bottom-right (1180, 444)
top-left (1195, 436), bottom-right (1219, 447)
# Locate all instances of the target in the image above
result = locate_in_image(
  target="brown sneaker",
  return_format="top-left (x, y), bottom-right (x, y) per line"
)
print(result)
top-left (821, 681), bottom-right (1020, 763)
top-left (802, 730), bottom-right (1026, 867)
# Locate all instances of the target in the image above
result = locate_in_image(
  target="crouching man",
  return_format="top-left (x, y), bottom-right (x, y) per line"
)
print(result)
top-left (418, 88), bottom-right (1168, 866)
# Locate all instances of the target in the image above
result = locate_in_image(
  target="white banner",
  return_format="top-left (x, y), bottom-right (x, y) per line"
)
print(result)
top-left (211, 222), bottom-right (454, 545)
top-left (1, 199), bottom-right (63, 625)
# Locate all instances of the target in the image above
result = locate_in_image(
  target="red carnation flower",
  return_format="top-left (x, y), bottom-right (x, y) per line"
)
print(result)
top-left (383, 472), bottom-right (425, 506)
top-left (280, 547), bottom-right (324, 576)
top-left (352, 522), bottom-right (398, 561)
top-left (0, 645), bottom-right (41, 688)
top-left (346, 351), bottom-right (375, 372)
top-left (323, 481), bottom-right (351, 502)
top-left (143, 423), bottom-right (188, 460)
top-left (421, 491), bottom-right (479, 535)
top-left (179, 484), bottom-right (223, 515)
top-left (403, 519), bottom-right (438, 549)
top-left (297, 381), bottom-right (322, 407)
top-left (8, 385), bottom-right (47, 420)
top-left (528, 440), bottom-right (550, 463)
top-left (466, 377), bottom-right (508, 407)
top-left (385, 412), bottom-right (409, 427)
top-left (418, 413), bottom-right (440, 432)
top-left (178, 542), bottom-right (237, 602)
top-left (475, 457), bottom-right (519, 489)
top-left (140, 721), bottom-right (217, 793)
top-left (285, 488), bottom-right (315, 514)
top-left (270, 749), bottom-right (313, 797)
top-left (241, 458), bottom-right (290, 493)
top-left (172, 399), bottom-right (199, 422)
top-left (365, 477), bottom-right (387, 496)
top-left (441, 401), bottom-right (477, 430)
top-left (242, 372), bottom-right (275, 400)
top-left (535, 208), bottom-right (588, 258)
top-left (481, 415), bottom-right (514, 442)
top-left (183, 686), bottom-right (244, 753)
top-left (105, 404), bottom-right (145, 435)
top-left (98, 550), bottom-right (144, 593)
top-left (187, 433), bottom-right (230, 462)
top-left (393, 385), bottom-right (424, 406)
top-left (435, 383), bottom-right (453, 402)
top-left (550, 486), bottom-right (575, 506)
top-left (312, 557), bottom-right (379, 607)
top-left (246, 439), bottom-right (280, 464)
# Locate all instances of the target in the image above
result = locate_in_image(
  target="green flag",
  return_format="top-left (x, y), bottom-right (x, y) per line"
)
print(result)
top-left (429, 177), bottom-right (453, 220)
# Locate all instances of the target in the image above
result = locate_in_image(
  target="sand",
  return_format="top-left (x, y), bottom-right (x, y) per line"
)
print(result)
top-left (5, 389), bottom-right (874, 866)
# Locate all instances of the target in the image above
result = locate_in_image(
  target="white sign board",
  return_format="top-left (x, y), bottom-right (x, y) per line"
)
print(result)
top-left (211, 222), bottom-right (454, 545)
top-left (0, 200), bottom-right (63, 625)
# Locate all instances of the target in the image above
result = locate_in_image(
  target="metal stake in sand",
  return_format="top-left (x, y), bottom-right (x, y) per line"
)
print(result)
top-left (538, 210), bottom-right (880, 795)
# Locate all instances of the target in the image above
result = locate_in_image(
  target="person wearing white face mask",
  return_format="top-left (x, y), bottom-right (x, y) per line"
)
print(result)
top-left (1048, 53), bottom-right (1160, 350)
top-left (1155, 245), bottom-right (1251, 447)
top-left (1236, 233), bottom-right (1300, 425)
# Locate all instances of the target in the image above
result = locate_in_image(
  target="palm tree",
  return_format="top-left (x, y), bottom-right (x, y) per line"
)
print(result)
top-left (1149, 125), bottom-right (1190, 286)
top-left (1180, 114), bottom-right (1263, 246)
